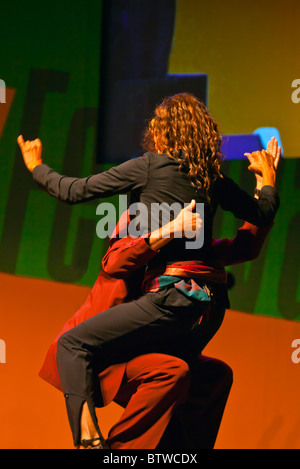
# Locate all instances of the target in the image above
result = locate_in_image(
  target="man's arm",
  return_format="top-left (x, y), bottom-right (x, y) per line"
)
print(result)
top-left (212, 222), bottom-right (273, 267)
top-left (102, 200), bottom-right (202, 278)
top-left (102, 236), bottom-right (157, 278)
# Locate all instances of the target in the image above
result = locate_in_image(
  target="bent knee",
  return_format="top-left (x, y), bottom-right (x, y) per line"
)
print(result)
top-left (202, 356), bottom-right (233, 389)
top-left (57, 329), bottom-right (77, 353)
top-left (171, 357), bottom-right (190, 380)
top-left (160, 355), bottom-right (191, 387)
top-left (167, 357), bottom-right (191, 403)
top-left (222, 362), bottom-right (233, 388)
top-left (142, 353), bottom-right (190, 384)
top-left (211, 358), bottom-right (233, 388)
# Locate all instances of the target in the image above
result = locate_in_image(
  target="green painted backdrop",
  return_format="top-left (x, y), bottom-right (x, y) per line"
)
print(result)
top-left (0, 0), bottom-right (111, 287)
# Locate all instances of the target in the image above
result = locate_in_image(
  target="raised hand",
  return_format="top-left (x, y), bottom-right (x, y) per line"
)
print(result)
top-left (266, 136), bottom-right (281, 171)
top-left (244, 137), bottom-right (281, 190)
top-left (17, 135), bottom-right (43, 172)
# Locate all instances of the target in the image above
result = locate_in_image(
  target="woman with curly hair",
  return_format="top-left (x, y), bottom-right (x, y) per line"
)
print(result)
top-left (143, 93), bottom-right (223, 202)
top-left (18, 92), bottom-right (279, 449)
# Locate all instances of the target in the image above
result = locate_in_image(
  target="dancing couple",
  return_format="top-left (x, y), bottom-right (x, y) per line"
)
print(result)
top-left (18, 93), bottom-right (280, 448)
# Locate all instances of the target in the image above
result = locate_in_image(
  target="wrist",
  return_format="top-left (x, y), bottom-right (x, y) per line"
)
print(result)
top-left (28, 161), bottom-right (42, 172)
top-left (148, 222), bottom-right (174, 252)
top-left (255, 179), bottom-right (263, 191)
top-left (171, 218), bottom-right (182, 237)
top-left (262, 166), bottom-right (275, 187)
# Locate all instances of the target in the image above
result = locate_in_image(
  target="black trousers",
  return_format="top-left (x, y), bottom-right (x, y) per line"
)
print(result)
top-left (56, 285), bottom-right (214, 446)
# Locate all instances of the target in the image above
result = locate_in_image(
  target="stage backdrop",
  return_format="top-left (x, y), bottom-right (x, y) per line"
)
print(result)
top-left (1, 0), bottom-right (300, 449)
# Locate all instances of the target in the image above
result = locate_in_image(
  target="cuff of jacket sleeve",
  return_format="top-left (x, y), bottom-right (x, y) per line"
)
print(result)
top-left (137, 234), bottom-right (161, 256)
top-left (260, 185), bottom-right (280, 204)
top-left (32, 163), bottom-right (51, 184)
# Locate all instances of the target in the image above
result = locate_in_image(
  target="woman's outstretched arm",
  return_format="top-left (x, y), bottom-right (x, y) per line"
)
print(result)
top-left (214, 148), bottom-right (280, 228)
top-left (17, 135), bottom-right (149, 204)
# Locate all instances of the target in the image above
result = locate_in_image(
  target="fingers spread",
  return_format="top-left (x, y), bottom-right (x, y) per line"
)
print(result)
top-left (244, 152), bottom-right (255, 164)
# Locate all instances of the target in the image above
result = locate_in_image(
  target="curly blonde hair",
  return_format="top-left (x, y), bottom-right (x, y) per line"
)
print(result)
top-left (142, 92), bottom-right (224, 202)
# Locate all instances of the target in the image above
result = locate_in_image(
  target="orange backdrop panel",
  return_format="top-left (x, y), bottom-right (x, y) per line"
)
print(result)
top-left (1, 272), bottom-right (300, 449)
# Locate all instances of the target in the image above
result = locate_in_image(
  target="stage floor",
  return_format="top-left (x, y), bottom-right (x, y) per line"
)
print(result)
top-left (1, 272), bottom-right (300, 449)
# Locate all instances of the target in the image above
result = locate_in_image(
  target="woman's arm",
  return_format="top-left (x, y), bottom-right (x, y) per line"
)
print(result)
top-left (18, 135), bottom-right (149, 204)
top-left (245, 136), bottom-right (281, 196)
top-left (212, 138), bottom-right (280, 265)
top-left (215, 148), bottom-right (280, 228)
top-left (32, 159), bottom-right (149, 204)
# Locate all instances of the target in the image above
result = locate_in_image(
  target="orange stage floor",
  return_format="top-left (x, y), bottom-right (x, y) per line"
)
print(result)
top-left (1, 272), bottom-right (300, 449)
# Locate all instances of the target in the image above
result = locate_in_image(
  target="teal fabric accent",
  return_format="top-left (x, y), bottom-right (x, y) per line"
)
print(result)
top-left (157, 275), bottom-right (182, 289)
top-left (157, 275), bottom-right (211, 302)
